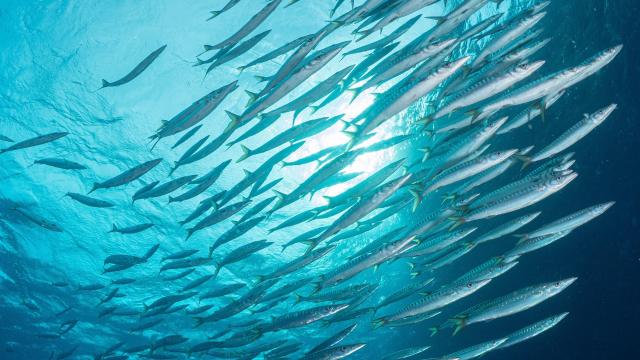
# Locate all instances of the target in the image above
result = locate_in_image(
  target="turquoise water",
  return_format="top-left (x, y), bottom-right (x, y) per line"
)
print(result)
top-left (1, 0), bottom-right (638, 359)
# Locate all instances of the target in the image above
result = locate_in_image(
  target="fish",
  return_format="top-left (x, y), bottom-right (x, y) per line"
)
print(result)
top-left (134, 175), bottom-right (197, 201)
top-left (208, 215), bottom-right (265, 255)
top-left (255, 245), bottom-right (335, 283)
top-left (181, 274), bottom-right (215, 292)
top-left (344, 14), bottom-right (420, 56)
top-left (168, 160), bottom-right (231, 203)
top-left (171, 124), bottom-right (202, 149)
top-left (187, 198), bottom-right (252, 239)
top-left (295, 283), bottom-right (372, 303)
top-left (160, 257), bottom-right (211, 272)
top-left (503, 230), bottom-right (573, 258)
top-left (205, 0), bottom-right (281, 50)
top-left (262, 304), bottom-right (349, 332)
top-left (201, 30), bottom-right (272, 75)
top-left (238, 33), bottom-right (314, 72)
top-left (33, 158), bottom-right (86, 170)
top-left (237, 196), bottom-right (276, 223)
top-left (515, 202), bottom-right (614, 240)
top-left (357, 1), bottom-right (438, 40)
top-left (474, 212), bottom-right (541, 244)
top-left (400, 227), bottom-right (477, 257)
top-left (90, 158), bottom-right (162, 193)
top-left (450, 280), bottom-right (576, 334)
top-left (372, 279), bottom-right (492, 329)
top-left (207, 0), bottom-right (241, 20)
top-left (498, 312), bottom-right (569, 349)
top-left (100, 45), bottom-right (166, 88)
top-left (497, 90), bottom-right (564, 134)
top-left (179, 192), bottom-right (225, 225)
top-left (374, 277), bottom-right (435, 311)
top-left (151, 81), bottom-right (238, 144)
top-left (199, 282), bottom-right (246, 301)
top-left (65, 193), bottom-right (114, 208)
top-left (261, 277), bottom-right (313, 303)
top-left (237, 116), bottom-right (340, 162)
top-left (0, 132), bottom-right (68, 154)
top-left (305, 343), bottom-right (366, 360)
top-left (162, 268), bottom-right (195, 281)
top-left (427, 338), bottom-right (507, 360)
top-left (306, 323), bottom-right (358, 355)
top-left (194, 279), bottom-right (278, 325)
top-left (519, 104), bottom-right (616, 166)
top-left (226, 114), bottom-right (281, 148)
top-left (451, 258), bottom-right (519, 286)
top-left (213, 239), bottom-right (272, 276)
top-left (382, 345), bottom-right (432, 360)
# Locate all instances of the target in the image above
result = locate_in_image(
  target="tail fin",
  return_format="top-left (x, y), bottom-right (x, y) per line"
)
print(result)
top-left (371, 318), bottom-right (387, 330)
top-left (513, 233), bottom-right (529, 244)
top-left (425, 16), bottom-right (446, 25)
top-left (207, 10), bottom-right (222, 20)
top-left (254, 275), bottom-right (266, 284)
top-left (88, 183), bottom-right (99, 194)
top-left (429, 326), bottom-right (440, 337)
top-left (448, 216), bottom-right (466, 231)
top-left (293, 293), bottom-right (302, 304)
top-left (193, 317), bottom-right (205, 328)
top-left (237, 145), bottom-right (252, 162)
top-left (100, 79), bottom-right (111, 89)
top-left (451, 316), bottom-right (468, 335)
top-left (108, 224), bottom-right (118, 233)
top-left (515, 155), bottom-right (533, 170)
top-left (224, 111), bottom-right (241, 133)
top-left (245, 90), bottom-right (259, 106)
top-left (409, 189), bottom-right (423, 212)
top-left (237, 65), bottom-right (248, 73)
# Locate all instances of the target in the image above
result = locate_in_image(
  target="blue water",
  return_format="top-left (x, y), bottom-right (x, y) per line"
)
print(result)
top-left (1, 0), bottom-right (638, 359)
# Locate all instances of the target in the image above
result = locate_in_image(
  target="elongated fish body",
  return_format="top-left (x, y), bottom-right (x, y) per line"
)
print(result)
top-left (264, 65), bottom-right (354, 120)
top-left (522, 202), bottom-right (614, 240)
top-left (169, 160), bottom-right (230, 203)
top-left (298, 283), bottom-right (371, 303)
top-left (135, 175), bottom-right (197, 201)
top-left (109, 222), bottom-right (153, 234)
top-left (262, 277), bottom-right (313, 302)
top-left (171, 125), bottom-right (202, 149)
top-left (160, 256), bottom-right (211, 272)
top-left (325, 158), bottom-right (405, 207)
top-left (100, 45), bottom-right (166, 88)
top-left (452, 278), bottom-right (577, 332)
top-left (307, 324), bottom-right (358, 355)
top-left (238, 196), bottom-right (275, 223)
top-left (425, 149), bottom-right (518, 194)
top-left (426, 0), bottom-right (489, 42)
top-left (435, 61), bottom-right (545, 120)
top-left (181, 274), bottom-right (214, 292)
top-left (402, 227), bottom-right (476, 257)
top-left (238, 33), bottom-right (314, 71)
top-left (265, 304), bottom-right (349, 332)
top-left (315, 174), bottom-right (413, 245)
top-left (344, 15), bottom-right (419, 57)
top-left (362, 0), bottom-right (437, 37)
top-left (203, 30), bottom-right (271, 73)
top-left (351, 56), bottom-right (468, 146)
top-left (219, 142), bottom-right (305, 206)
top-left (195, 279), bottom-right (278, 324)
top-left (187, 198), bottom-right (252, 239)
top-left (376, 277), bottom-right (435, 310)
top-left (327, 221), bottom-right (382, 245)
top-left (281, 226), bottom-right (328, 252)
top-left (561, 45), bottom-right (623, 90)
top-left (33, 158), bottom-right (85, 170)
top-left (270, 209), bottom-right (318, 233)
top-left (316, 235), bottom-right (417, 289)
top-left (0, 132), bottom-right (68, 154)
top-left (382, 345), bottom-right (431, 360)
top-left (91, 158), bottom-right (162, 193)
top-left (530, 104), bottom-right (616, 162)
top-left (499, 312), bottom-right (569, 349)
top-left (229, 41), bottom-right (349, 132)
top-left (498, 90), bottom-right (564, 134)
top-left (345, 42), bottom-right (399, 85)
top-left (161, 249), bottom-right (198, 262)
top-left (218, 240), bottom-right (272, 272)
top-left (273, 149), bottom-right (365, 212)
top-left (362, 39), bottom-right (456, 91)
top-left (238, 116), bottom-right (338, 161)
top-left (154, 81), bottom-right (238, 141)
top-left (209, 216), bottom-right (265, 255)
top-left (472, 12), bottom-right (546, 69)
top-left (505, 230), bottom-right (573, 258)
top-left (306, 343), bottom-right (366, 360)
top-left (199, 282), bottom-right (246, 301)
top-left (179, 193), bottom-right (223, 225)
top-left (420, 242), bottom-right (476, 272)
top-left (256, 28), bottom-right (331, 100)
top-left (207, 0), bottom-right (241, 20)
top-left (373, 279), bottom-right (491, 327)
top-left (207, 0), bottom-right (281, 50)
top-left (66, 193), bottom-right (113, 208)
top-left (435, 338), bottom-right (507, 360)
top-left (258, 245), bottom-right (335, 282)
top-left (460, 172), bottom-right (577, 224)
top-left (451, 256), bottom-right (519, 285)
top-left (227, 114), bottom-right (280, 148)
top-left (475, 212), bottom-right (541, 244)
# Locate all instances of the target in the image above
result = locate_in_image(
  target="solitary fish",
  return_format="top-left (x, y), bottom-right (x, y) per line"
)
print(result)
top-left (66, 193), bottom-right (114, 208)
top-left (0, 132), bottom-right (68, 154)
top-left (100, 45), bottom-right (166, 89)
top-left (90, 158), bottom-right (162, 193)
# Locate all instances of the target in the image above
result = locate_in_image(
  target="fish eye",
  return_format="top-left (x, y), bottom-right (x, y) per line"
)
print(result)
top-left (466, 283), bottom-right (472, 288)
top-left (555, 282), bottom-right (560, 287)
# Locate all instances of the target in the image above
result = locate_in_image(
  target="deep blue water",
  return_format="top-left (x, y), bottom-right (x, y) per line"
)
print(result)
top-left (1, 0), bottom-right (639, 359)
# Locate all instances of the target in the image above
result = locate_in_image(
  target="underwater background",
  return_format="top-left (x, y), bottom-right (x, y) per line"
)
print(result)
top-left (1, 0), bottom-right (639, 359)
